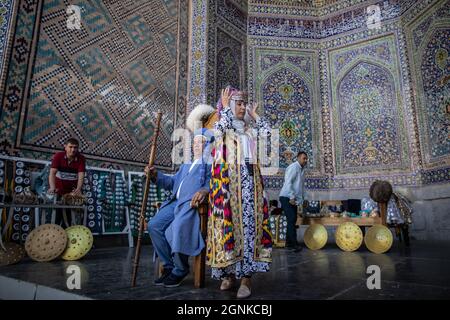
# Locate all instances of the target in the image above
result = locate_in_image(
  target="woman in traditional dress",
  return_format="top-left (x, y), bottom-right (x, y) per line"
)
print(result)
top-left (206, 87), bottom-right (272, 299)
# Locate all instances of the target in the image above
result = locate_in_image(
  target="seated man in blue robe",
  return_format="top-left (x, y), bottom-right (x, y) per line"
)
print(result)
top-left (145, 129), bottom-right (213, 287)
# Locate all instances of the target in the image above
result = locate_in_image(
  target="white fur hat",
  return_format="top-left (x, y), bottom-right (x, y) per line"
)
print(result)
top-left (186, 104), bottom-right (216, 132)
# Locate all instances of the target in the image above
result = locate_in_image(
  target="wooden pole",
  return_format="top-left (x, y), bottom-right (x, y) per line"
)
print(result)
top-left (379, 202), bottom-right (387, 226)
top-left (131, 111), bottom-right (162, 287)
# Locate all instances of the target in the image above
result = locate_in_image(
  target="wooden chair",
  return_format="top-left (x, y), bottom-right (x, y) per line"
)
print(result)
top-left (193, 200), bottom-right (208, 288)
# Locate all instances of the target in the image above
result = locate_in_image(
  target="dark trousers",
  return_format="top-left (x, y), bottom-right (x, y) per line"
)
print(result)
top-left (55, 194), bottom-right (71, 227)
top-left (55, 208), bottom-right (70, 227)
top-left (280, 196), bottom-right (298, 247)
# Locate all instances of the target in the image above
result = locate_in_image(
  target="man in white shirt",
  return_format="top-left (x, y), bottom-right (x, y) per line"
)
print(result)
top-left (279, 151), bottom-right (308, 251)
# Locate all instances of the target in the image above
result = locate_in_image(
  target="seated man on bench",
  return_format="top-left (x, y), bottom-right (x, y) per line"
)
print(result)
top-left (145, 129), bottom-right (213, 288)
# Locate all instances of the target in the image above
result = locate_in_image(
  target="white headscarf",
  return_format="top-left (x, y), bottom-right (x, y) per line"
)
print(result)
top-left (229, 98), bottom-right (255, 162)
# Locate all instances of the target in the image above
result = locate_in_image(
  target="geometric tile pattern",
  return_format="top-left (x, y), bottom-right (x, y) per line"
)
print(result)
top-left (340, 70), bottom-right (403, 174)
top-left (188, 0), bottom-right (209, 111)
top-left (0, 0), bottom-right (41, 157)
top-left (337, 62), bottom-right (401, 170)
top-left (1, 0), bottom-right (448, 194)
top-left (195, 1), bottom-right (253, 107)
top-left (283, 173), bottom-right (428, 193)
top-left (217, 0), bottom-right (247, 32)
top-left (418, 28), bottom-right (450, 159)
top-left (405, 0), bottom-right (450, 166)
top-left (207, 0), bottom-right (247, 105)
top-left (329, 35), bottom-right (410, 174)
top-left (0, 0), bottom-right (15, 91)
top-left (263, 166), bottom-right (450, 191)
top-left (250, 0), bottom-right (340, 6)
top-left (0, 0), bottom-right (189, 169)
top-left (216, 46), bottom-right (240, 100)
top-left (230, 0), bottom-right (248, 10)
top-left (215, 28), bottom-right (243, 103)
top-left (249, 0), bottom-right (421, 22)
top-left (248, 0), bottom-right (405, 40)
top-left (248, 0), bottom-right (450, 190)
top-left (253, 48), bottom-right (320, 170)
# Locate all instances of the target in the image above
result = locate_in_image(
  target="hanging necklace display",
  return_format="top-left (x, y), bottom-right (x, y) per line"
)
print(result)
top-left (14, 164), bottom-right (34, 244)
top-left (114, 174), bottom-right (126, 231)
top-left (10, 161), bottom-right (31, 244)
top-left (128, 174), bottom-right (158, 235)
top-left (109, 172), bottom-right (125, 232)
top-left (98, 173), bottom-right (112, 232)
top-left (83, 171), bottom-right (102, 233)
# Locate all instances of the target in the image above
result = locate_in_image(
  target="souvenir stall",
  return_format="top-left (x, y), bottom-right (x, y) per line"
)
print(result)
top-left (297, 181), bottom-right (413, 253)
top-left (0, 155), bottom-right (134, 266)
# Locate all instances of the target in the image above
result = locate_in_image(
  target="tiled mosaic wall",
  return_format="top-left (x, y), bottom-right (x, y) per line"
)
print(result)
top-left (0, 0), bottom-right (448, 191)
top-left (252, 48), bottom-right (321, 171)
top-left (0, 0), bottom-right (15, 92)
top-left (328, 34), bottom-right (410, 175)
top-left (247, 0), bottom-right (450, 191)
top-left (404, 0), bottom-right (450, 167)
top-left (0, 0), bottom-right (189, 171)
top-left (207, 0), bottom-right (247, 105)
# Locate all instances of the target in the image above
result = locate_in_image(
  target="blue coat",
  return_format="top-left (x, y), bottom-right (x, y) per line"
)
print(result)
top-left (155, 162), bottom-right (211, 256)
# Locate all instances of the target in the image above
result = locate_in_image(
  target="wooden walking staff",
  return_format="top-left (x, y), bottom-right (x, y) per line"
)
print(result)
top-left (131, 111), bottom-right (163, 287)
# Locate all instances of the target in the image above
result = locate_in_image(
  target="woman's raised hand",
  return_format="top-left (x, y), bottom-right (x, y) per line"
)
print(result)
top-left (221, 87), bottom-right (232, 108)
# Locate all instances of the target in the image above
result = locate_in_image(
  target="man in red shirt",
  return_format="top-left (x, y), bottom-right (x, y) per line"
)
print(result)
top-left (48, 138), bottom-right (86, 226)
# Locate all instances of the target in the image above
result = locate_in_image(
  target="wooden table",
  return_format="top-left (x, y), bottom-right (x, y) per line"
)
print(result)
top-left (297, 201), bottom-right (387, 227)
top-left (297, 216), bottom-right (382, 226)
top-left (296, 203), bottom-right (410, 245)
